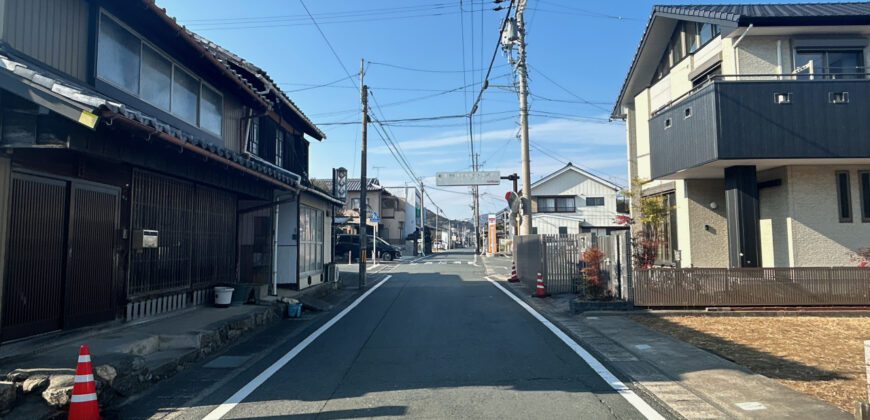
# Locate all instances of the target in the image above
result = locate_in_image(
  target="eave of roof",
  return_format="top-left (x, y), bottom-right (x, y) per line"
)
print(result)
top-left (612, 2), bottom-right (870, 118)
top-left (137, 0), bottom-right (325, 140)
top-left (530, 163), bottom-right (622, 191)
top-left (0, 48), bottom-right (302, 190)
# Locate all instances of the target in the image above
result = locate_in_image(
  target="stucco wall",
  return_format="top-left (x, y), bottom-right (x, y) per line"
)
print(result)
top-left (788, 165), bottom-right (870, 267)
top-left (737, 36), bottom-right (792, 75)
top-left (758, 167), bottom-right (790, 267)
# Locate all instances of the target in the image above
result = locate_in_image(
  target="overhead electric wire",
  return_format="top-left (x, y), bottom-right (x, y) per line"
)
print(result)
top-left (184, 3), bottom-right (456, 23)
top-left (367, 61), bottom-right (508, 74)
top-left (468, 0), bottom-right (515, 117)
top-left (298, 0), bottom-right (358, 91)
top-left (284, 75), bottom-right (355, 92)
top-left (527, 63), bottom-right (609, 112)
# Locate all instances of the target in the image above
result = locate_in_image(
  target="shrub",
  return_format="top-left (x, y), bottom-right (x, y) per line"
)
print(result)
top-left (581, 247), bottom-right (607, 300)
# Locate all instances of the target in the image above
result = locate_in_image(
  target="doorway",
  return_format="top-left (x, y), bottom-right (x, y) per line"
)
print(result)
top-left (2, 172), bottom-right (119, 341)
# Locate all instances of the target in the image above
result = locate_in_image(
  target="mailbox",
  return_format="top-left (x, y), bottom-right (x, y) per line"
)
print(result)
top-left (133, 229), bottom-right (158, 249)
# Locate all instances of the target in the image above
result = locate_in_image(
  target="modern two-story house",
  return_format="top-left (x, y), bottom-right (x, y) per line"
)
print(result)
top-left (613, 3), bottom-right (870, 268)
top-left (529, 163), bottom-right (628, 236)
top-left (0, 0), bottom-right (339, 341)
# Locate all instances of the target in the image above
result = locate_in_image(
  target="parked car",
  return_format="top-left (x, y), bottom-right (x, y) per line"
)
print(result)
top-left (335, 234), bottom-right (402, 261)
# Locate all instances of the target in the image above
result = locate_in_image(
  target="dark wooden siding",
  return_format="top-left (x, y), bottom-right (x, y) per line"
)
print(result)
top-left (2, 173), bottom-right (67, 340)
top-left (2, 0), bottom-right (90, 82)
top-left (129, 170), bottom-right (237, 297)
top-left (648, 84), bottom-right (719, 178)
top-left (222, 95), bottom-right (244, 152)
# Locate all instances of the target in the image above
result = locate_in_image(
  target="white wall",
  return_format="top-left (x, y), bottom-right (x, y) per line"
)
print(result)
top-left (788, 165), bottom-right (870, 267)
top-left (298, 193), bottom-right (333, 289)
top-left (275, 192), bottom-right (298, 285)
top-left (532, 168), bottom-right (621, 228)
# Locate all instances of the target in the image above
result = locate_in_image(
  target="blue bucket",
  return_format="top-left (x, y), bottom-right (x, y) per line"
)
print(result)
top-left (287, 303), bottom-right (302, 318)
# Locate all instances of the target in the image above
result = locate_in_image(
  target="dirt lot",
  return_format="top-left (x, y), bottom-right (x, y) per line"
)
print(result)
top-left (628, 314), bottom-right (870, 412)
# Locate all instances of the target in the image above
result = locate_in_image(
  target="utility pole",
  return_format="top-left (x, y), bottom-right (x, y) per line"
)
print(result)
top-left (420, 179), bottom-right (425, 256)
top-left (358, 58), bottom-right (368, 289)
top-left (515, 0), bottom-right (532, 235)
top-left (435, 207), bottom-right (439, 250)
top-left (473, 153), bottom-right (481, 255)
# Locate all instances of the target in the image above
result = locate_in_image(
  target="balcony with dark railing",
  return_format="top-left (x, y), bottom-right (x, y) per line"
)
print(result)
top-left (648, 71), bottom-right (870, 179)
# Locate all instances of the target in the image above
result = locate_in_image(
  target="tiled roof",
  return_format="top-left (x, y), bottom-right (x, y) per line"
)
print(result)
top-left (654, 3), bottom-right (870, 22)
top-left (346, 178), bottom-right (384, 192)
top-left (309, 178), bottom-right (333, 193)
top-left (0, 48), bottom-right (301, 187)
top-left (187, 31), bottom-right (326, 140)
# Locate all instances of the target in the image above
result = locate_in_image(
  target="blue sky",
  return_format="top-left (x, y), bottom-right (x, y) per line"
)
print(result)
top-left (156, 0), bottom-right (770, 219)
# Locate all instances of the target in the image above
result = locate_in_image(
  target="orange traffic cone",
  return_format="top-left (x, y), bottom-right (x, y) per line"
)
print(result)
top-left (532, 270), bottom-right (550, 298)
top-left (68, 345), bottom-right (100, 420)
top-left (508, 261), bottom-right (519, 282)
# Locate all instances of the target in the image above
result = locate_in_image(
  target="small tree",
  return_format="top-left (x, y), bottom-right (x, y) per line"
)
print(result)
top-left (580, 247), bottom-right (606, 299)
top-left (617, 177), bottom-right (674, 268)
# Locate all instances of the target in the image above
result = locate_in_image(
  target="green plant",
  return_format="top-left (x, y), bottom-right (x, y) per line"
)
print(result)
top-left (621, 177), bottom-right (674, 267)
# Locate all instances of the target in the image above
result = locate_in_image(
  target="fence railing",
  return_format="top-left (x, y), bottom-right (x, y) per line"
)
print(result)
top-left (634, 267), bottom-right (870, 307)
top-left (540, 235), bottom-right (583, 294)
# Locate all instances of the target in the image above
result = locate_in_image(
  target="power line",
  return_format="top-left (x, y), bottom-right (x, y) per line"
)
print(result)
top-left (284, 75), bottom-right (355, 92)
top-left (184, 3), bottom-right (456, 23)
top-left (527, 64), bottom-right (609, 112)
top-left (315, 110), bottom-right (517, 126)
top-left (367, 61), bottom-right (508, 74)
top-left (298, 0), bottom-right (359, 90)
top-left (468, 0), bottom-right (515, 117)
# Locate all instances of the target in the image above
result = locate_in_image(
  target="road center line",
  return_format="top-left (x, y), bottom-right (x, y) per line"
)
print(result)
top-left (203, 275), bottom-right (393, 420)
top-left (485, 277), bottom-right (665, 420)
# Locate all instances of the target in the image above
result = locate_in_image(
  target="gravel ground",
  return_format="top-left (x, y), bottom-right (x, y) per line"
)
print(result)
top-left (628, 314), bottom-right (870, 412)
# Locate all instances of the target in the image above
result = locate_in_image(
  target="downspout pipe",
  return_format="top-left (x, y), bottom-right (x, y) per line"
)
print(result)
top-left (731, 24), bottom-right (754, 77)
top-left (272, 195), bottom-right (281, 296)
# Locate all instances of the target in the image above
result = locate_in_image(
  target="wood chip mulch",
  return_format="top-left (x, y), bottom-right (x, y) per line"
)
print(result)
top-left (627, 314), bottom-right (870, 412)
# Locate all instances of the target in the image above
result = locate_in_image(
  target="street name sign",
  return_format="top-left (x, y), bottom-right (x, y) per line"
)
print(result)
top-left (436, 171), bottom-right (501, 186)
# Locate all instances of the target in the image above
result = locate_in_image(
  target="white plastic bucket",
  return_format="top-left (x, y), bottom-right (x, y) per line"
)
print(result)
top-left (214, 286), bottom-right (234, 307)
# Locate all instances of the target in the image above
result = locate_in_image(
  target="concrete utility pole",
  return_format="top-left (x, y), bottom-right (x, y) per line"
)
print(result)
top-left (358, 58), bottom-right (368, 289)
top-left (473, 153), bottom-right (481, 255)
top-left (420, 179), bottom-right (425, 256)
top-left (515, 0), bottom-right (532, 235)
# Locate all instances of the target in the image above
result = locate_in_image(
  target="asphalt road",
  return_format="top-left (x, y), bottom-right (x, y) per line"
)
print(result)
top-left (120, 250), bottom-right (656, 419)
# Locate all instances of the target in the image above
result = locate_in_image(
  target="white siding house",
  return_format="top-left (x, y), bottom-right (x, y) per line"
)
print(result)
top-left (530, 164), bottom-right (626, 236)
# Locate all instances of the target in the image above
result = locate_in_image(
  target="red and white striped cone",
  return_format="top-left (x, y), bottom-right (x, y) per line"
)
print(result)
top-left (532, 270), bottom-right (550, 298)
top-left (68, 345), bottom-right (100, 420)
top-left (508, 261), bottom-right (519, 282)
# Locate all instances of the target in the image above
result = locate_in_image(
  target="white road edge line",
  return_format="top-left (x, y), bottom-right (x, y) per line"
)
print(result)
top-left (203, 275), bottom-right (393, 420)
top-left (485, 277), bottom-right (665, 420)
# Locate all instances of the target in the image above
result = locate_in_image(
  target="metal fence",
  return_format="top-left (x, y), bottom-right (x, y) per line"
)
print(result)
top-left (540, 235), bottom-right (582, 294)
top-left (514, 232), bottom-right (630, 296)
top-left (634, 267), bottom-right (870, 307)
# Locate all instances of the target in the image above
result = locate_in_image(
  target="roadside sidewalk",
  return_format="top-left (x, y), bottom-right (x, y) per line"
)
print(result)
top-left (487, 269), bottom-right (851, 419)
top-left (0, 274), bottom-right (365, 419)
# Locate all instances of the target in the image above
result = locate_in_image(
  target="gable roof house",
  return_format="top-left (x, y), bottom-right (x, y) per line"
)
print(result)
top-left (0, 0), bottom-right (338, 341)
top-left (613, 3), bottom-right (870, 270)
top-left (529, 163), bottom-right (627, 236)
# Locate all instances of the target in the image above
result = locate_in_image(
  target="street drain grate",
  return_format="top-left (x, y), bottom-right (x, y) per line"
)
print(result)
top-left (203, 355), bottom-right (251, 369)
